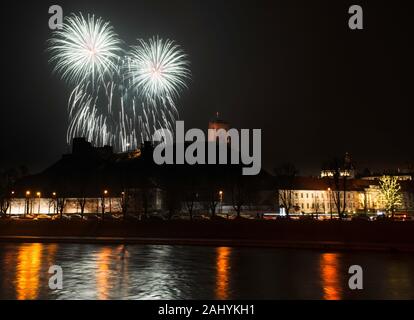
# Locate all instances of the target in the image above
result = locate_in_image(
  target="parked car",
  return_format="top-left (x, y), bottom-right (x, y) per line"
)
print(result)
top-left (393, 213), bottom-right (413, 221)
top-left (70, 214), bottom-right (84, 221)
top-left (170, 214), bottom-right (187, 220)
top-left (19, 214), bottom-right (35, 220)
top-left (192, 214), bottom-right (207, 220)
top-left (34, 214), bottom-right (52, 220)
top-left (124, 214), bottom-right (141, 221)
top-left (85, 214), bottom-right (101, 221)
top-left (104, 213), bottom-right (122, 220)
top-left (58, 214), bottom-right (72, 220)
top-left (351, 214), bottom-right (371, 222)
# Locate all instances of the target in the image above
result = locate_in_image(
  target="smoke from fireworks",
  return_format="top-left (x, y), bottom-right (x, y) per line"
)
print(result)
top-left (48, 13), bottom-right (190, 151)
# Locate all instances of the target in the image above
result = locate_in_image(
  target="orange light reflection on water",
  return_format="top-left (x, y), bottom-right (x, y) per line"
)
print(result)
top-left (96, 247), bottom-right (112, 300)
top-left (215, 247), bottom-right (231, 300)
top-left (16, 243), bottom-right (42, 300)
top-left (320, 253), bottom-right (342, 300)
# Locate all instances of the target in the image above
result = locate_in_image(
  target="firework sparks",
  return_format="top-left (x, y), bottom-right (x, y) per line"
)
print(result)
top-left (126, 37), bottom-right (190, 100)
top-left (48, 13), bottom-right (122, 85)
top-left (48, 14), bottom-right (190, 152)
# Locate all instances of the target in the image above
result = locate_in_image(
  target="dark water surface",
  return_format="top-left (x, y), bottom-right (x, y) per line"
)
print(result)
top-left (0, 243), bottom-right (413, 299)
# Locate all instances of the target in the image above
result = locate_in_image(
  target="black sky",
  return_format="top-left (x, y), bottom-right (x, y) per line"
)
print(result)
top-left (1, 0), bottom-right (413, 175)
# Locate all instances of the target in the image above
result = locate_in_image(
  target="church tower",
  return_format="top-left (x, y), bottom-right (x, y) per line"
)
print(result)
top-left (208, 112), bottom-right (230, 143)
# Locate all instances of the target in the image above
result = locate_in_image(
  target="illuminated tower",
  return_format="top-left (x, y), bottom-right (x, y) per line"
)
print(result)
top-left (208, 112), bottom-right (230, 143)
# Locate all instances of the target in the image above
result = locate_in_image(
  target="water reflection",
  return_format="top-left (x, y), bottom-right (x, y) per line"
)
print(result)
top-left (16, 243), bottom-right (42, 300)
top-left (320, 253), bottom-right (342, 300)
top-left (0, 243), bottom-right (413, 300)
top-left (386, 261), bottom-right (414, 299)
top-left (215, 247), bottom-right (231, 299)
top-left (96, 247), bottom-right (112, 300)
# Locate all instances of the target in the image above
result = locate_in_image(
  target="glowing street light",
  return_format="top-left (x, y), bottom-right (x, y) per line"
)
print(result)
top-left (102, 190), bottom-right (109, 219)
top-left (327, 188), bottom-right (333, 219)
top-left (52, 192), bottom-right (57, 215)
top-left (25, 191), bottom-right (31, 216)
top-left (9, 191), bottom-right (15, 215)
top-left (219, 190), bottom-right (224, 214)
top-left (36, 192), bottom-right (41, 214)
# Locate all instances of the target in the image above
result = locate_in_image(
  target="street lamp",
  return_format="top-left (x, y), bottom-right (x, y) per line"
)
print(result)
top-left (327, 188), bottom-right (332, 219)
top-left (121, 191), bottom-right (126, 218)
top-left (102, 190), bottom-right (109, 219)
top-left (9, 191), bottom-right (15, 215)
top-left (52, 192), bottom-right (57, 215)
top-left (36, 192), bottom-right (41, 214)
top-left (25, 191), bottom-right (31, 216)
top-left (219, 190), bottom-right (223, 214)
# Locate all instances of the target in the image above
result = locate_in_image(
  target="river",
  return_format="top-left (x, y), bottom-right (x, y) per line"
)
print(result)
top-left (0, 243), bottom-right (413, 299)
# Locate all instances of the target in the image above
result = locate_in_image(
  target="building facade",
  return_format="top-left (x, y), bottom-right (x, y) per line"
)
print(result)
top-left (278, 177), bottom-right (414, 215)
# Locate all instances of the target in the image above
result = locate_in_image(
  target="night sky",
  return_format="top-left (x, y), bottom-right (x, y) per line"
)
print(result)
top-left (1, 0), bottom-right (413, 175)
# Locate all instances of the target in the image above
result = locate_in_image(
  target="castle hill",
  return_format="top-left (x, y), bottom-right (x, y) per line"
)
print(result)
top-left (1, 117), bottom-right (413, 252)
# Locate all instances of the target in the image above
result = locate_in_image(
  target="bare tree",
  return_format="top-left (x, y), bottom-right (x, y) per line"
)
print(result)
top-left (141, 188), bottom-right (150, 219)
top-left (120, 190), bottom-right (130, 220)
top-left (181, 175), bottom-right (199, 220)
top-left (230, 176), bottom-right (254, 218)
top-left (274, 163), bottom-right (298, 218)
top-left (327, 157), bottom-right (349, 219)
top-left (57, 197), bottom-right (66, 218)
top-left (100, 194), bottom-right (106, 220)
top-left (77, 197), bottom-right (87, 218)
top-left (0, 196), bottom-right (10, 216)
top-left (0, 169), bottom-right (15, 216)
top-left (184, 190), bottom-right (198, 220)
top-left (312, 194), bottom-right (324, 219)
top-left (74, 173), bottom-right (88, 218)
top-left (206, 188), bottom-right (220, 218)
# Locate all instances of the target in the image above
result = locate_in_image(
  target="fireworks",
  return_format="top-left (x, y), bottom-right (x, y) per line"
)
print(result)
top-left (126, 37), bottom-right (190, 100)
top-left (48, 13), bottom-right (122, 85)
top-left (48, 13), bottom-right (190, 152)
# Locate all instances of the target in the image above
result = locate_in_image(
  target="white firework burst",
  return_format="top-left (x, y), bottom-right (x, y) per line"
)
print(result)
top-left (48, 14), bottom-right (191, 152)
top-left (48, 13), bottom-right (122, 85)
top-left (126, 36), bottom-right (190, 100)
